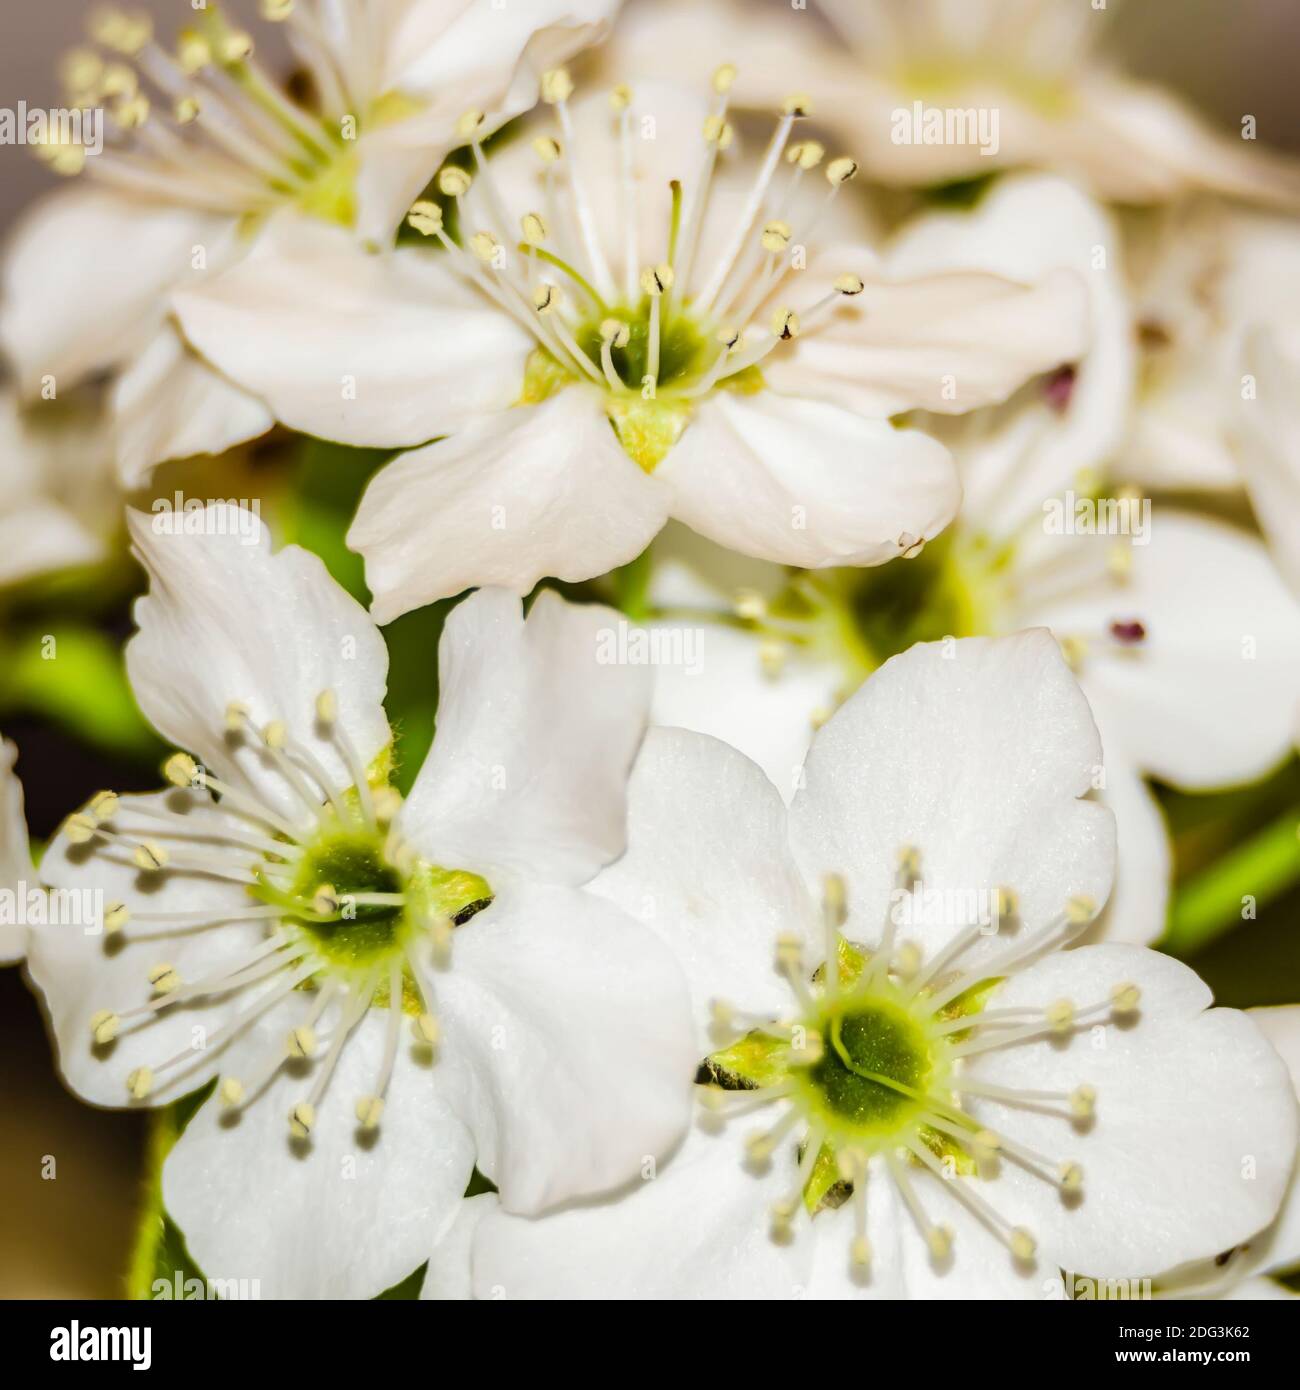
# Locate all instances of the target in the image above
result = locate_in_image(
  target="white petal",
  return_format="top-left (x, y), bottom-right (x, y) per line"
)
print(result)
top-left (1240, 328), bottom-right (1300, 595)
top-left (172, 220), bottom-right (531, 448)
top-left (111, 323), bottom-right (273, 487)
top-left (464, 1121), bottom-right (810, 1299)
top-left (421, 1193), bottom-right (499, 1301)
top-left (398, 588), bottom-right (650, 886)
top-left (1020, 513), bottom-right (1300, 788)
top-left (27, 791), bottom-right (275, 1106)
top-left (124, 505), bottom-right (390, 823)
top-left (0, 737), bottom-right (33, 963)
top-left (790, 631), bottom-right (1115, 968)
top-left (0, 499), bottom-right (102, 589)
top-left (0, 186), bottom-right (226, 395)
top-left (1241, 1007), bottom-right (1300, 1278)
top-left (970, 944), bottom-right (1299, 1277)
top-left (163, 1016), bottom-right (474, 1300)
top-left (658, 391), bottom-right (959, 568)
top-left (349, 388), bottom-right (668, 621)
top-left (436, 882), bottom-right (696, 1213)
top-left (590, 727), bottom-right (819, 1051)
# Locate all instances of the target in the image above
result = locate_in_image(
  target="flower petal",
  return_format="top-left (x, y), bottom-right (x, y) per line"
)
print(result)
top-left (658, 391), bottom-right (959, 568)
top-left (124, 505), bottom-right (390, 823)
top-left (349, 388), bottom-right (668, 621)
top-left (421, 1193), bottom-right (499, 1301)
top-left (1240, 328), bottom-right (1300, 595)
top-left (398, 588), bottom-right (650, 886)
top-left (0, 737), bottom-right (32, 963)
top-left (436, 882), bottom-right (696, 1213)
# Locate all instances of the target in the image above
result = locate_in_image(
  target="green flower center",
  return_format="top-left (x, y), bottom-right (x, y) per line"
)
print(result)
top-left (801, 1002), bottom-right (932, 1130)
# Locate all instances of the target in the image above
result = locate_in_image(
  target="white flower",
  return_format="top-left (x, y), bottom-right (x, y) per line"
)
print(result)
top-left (170, 68), bottom-right (1088, 621)
top-left (423, 632), bottom-right (1298, 1299)
top-left (0, 735), bottom-right (35, 964)
top-left (599, 0), bottom-right (1300, 206)
top-left (644, 176), bottom-right (1300, 947)
top-left (25, 502), bottom-right (695, 1299)
top-left (1239, 327), bottom-right (1300, 600)
top-left (0, 1), bottom-right (617, 484)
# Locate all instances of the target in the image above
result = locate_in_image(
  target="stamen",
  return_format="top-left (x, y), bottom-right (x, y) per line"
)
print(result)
top-left (886, 1151), bottom-right (952, 1262)
top-left (543, 69), bottom-right (615, 302)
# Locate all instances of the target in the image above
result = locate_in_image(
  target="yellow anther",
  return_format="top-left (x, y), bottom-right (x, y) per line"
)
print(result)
top-left (1069, 1084), bottom-right (1097, 1120)
top-left (1110, 982), bottom-right (1141, 1015)
top-left (532, 282), bottom-right (559, 314)
top-left (220, 31), bottom-right (255, 64)
top-left (455, 109), bottom-right (485, 139)
top-left (1045, 998), bottom-right (1075, 1034)
top-left (972, 1128), bottom-right (1002, 1161)
top-left (126, 1066), bottom-right (154, 1100)
top-left (834, 273), bottom-right (865, 295)
top-left (782, 93), bottom-right (812, 117)
top-left (993, 886), bottom-right (1018, 921)
top-left (758, 640), bottom-right (786, 677)
top-left (1010, 1227), bottom-right (1037, 1262)
top-left (850, 1235), bottom-right (872, 1267)
top-left (163, 752), bottom-right (199, 788)
top-left (926, 1225), bottom-right (953, 1261)
top-left (702, 114), bottom-right (734, 149)
top-left (87, 790), bottom-right (119, 824)
top-left (428, 914), bottom-right (454, 965)
top-left (601, 318), bottom-right (631, 349)
top-left (746, 1131), bottom-right (776, 1163)
top-left (355, 1096), bottom-right (385, 1130)
top-left (775, 933), bottom-right (803, 970)
top-left (532, 135), bottom-right (562, 164)
top-left (1059, 1161), bottom-right (1084, 1194)
top-left (734, 589), bottom-right (767, 621)
top-left (770, 1193), bottom-right (799, 1222)
top-left (133, 841), bottom-right (168, 872)
top-left (60, 48), bottom-right (104, 94)
top-left (521, 212), bottom-right (547, 246)
top-left (219, 1077), bottom-right (244, 1107)
top-left (826, 156), bottom-right (859, 185)
top-left (260, 0), bottom-right (295, 20)
top-left (716, 324), bottom-right (741, 351)
top-left (372, 786), bottom-right (402, 824)
top-left (640, 263), bottom-right (674, 296)
top-left (90, 1010), bottom-right (120, 1045)
top-left (540, 67), bottom-right (574, 104)
top-left (287, 1026), bottom-right (317, 1059)
top-left (262, 720), bottom-right (287, 750)
top-left (836, 1145), bottom-right (868, 1182)
top-left (469, 231), bottom-right (501, 263)
top-left (45, 143), bottom-right (88, 177)
top-left (413, 1013), bottom-right (440, 1045)
top-left (823, 872), bottom-right (848, 928)
top-left (787, 140), bottom-right (825, 170)
top-left (712, 63), bottom-right (738, 94)
top-left (609, 83), bottom-right (632, 111)
top-left (101, 62), bottom-right (138, 99)
top-left (896, 845), bottom-right (921, 883)
top-left (894, 941), bottom-right (922, 978)
top-left (103, 902), bottom-right (130, 938)
top-left (312, 689), bottom-right (338, 726)
top-left (311, 884), bottom-right (340, 917)
top-left (90, 8), bottom-right (152, 55)
top-left (771, 307), bottom-right (800, 341)
top-left (174, 96), bottom-right (201, 125)
top-left (760, 219), bottom-right (792, 253)
top-left (224, 701), bottom-right (250, 732)
top-left (113, 93), bottom-right (150, 130)
top-left (406, 201), bottom-right (443, 237)
top-left (148, 963), bottom-right (181, 995)
top-left (1058, 635), bottom-right (1088, 670)
top-left (1065, 894), bottom-right (1096, 926)
top-left (176, 30), bottom-right (211, 75)
top-left (289, 1102), bottom-right (315, 1140)
top-left (438, 166), bottom-right (472, 197)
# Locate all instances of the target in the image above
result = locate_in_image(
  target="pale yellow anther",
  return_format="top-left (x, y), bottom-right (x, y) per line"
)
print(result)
top-left (312, 884), bottom-right (340, 918)
top-left (1065, 894), bottom-right (1096, 926)
top-left (101, 62), bottom-right (138, 100)
top-left (87, 790), bottom-right (120, 824)
top-left (926, 1224), bottom-right (953, 1261)
top-left (600, 318), bottom-right (631, 348)
top-left (287, 1026), bottom-right (316, 1059)
top-left (746, 1131), bottom-right (776, 1163)
top-left (91, 8), bottom-right (152, 56)
top-left (289, 1102), bottom-right (315, 1139)
top-left (771, 307), bottom-right (800, 341)
top-left (1045, 998), bottom-right (1075, 1034)
top-left (1107, 542), bottom-right (1133, 581)
top-left (973, 1127), bottom-right (1002, 1160)
top-left (90, 1010), bottom-right (120, 1045)
top-left (712, 63), bottom-right (738, 94)
top-left (770, 1194), bottom-right (799, 1222)
top-left (823, 872), bottom-right (848, 928)
top-left (1059, 1161), bottom-right (1084, 1194)
top-left (219, 1077), bottom-right (245, 1107)
top-left (406, 201), bottom-right (443, 237)
top-left (826, 156), bottom-right (859, 185)
top-left (456, 109), bottom-right (486, 139)
top-left (782, 93), bottom-right (812, 117)
top-left (521, 212), bottom-right (548, 246)
top-left (438, 166), bottom-right (472, 198)
top-left (371, 786), bottom-right (402, 824)
top-left (716, 324), bottom-right (741, 351)
top-left (758, 640), bottom-right (786, 677)
top-left (532, 282), bottom-right (559, 315)
top-left (760, 219), bottom-right (792, 253)
top-left (103, 902), bottom-right (130, 938)
top-left (834, 273), bottom-right (865, 296)
top-left (133, 841), bottom-right (168, 872)
top-left (113, 93), bottom-right (150, 130)
top-left (640, 263), bottom-right (674, 297)
top-left (355, 1096), bottom-right (385, 1131)
top-left (428, 914), bottom-right (454, 966)
top-left (126, 1066), bottom-right (154, 1100)
top-left (310, 689), bottom-right (337, 727)
top-left (176, 30), bottom-right (211, 75)
top-left (163, 752), bottom-right (199, 788)
top-left (1058, 634), bottom-right (1088, 670)
top-left (897, 845), bottom-right (921, 882)
top-left (702, 114), bottom-right (734, 149)
top-left (532, 135), bottom-right (562, 164)
top-left (220, 31), bottom-right (255, 64)
top-left (787, 140), bottom-right (825, 170)
top-left (260, 0), bottom-right (295, 20)
top-left (1069, 1084), bottom-right (1097, 1120)
top-left (1110, 982), bottom-right (1141, 1015)
top-left (609, 84), bottom-right (632, 112)
top-left (851, 1235), bottom-right (871, 1267)
top-left (174, 96), bottom-right (201, 125)
top-left (60, 48), bottom-right (104, 94)
top-left (734, 588), bottom-right (767, 621)
top-left (894, 941), bottom-right (923, 978)
top-left (45, 143), bottom-right (88, 177)
top-left (148, 963), bottom-right (181, 995)
top-left (836, 1145), bottom-right (868, 1182)
top-left (775, 933), bottom-right (803, 970)
top-left (993, 886), bottom-right (1018, 921)
top-left (540, 67), bottom-right (574, 104)
top-left (413, 1013), bottom-right (440, 1045)
top-left (225, 701), bottom-right (250, 733)
top-left (469, 231), bottom-right (501, 264)
top-left (1010, 1227), bottom-right (1037, 1262)
top-left (262, 720), bottom-right (288, 750)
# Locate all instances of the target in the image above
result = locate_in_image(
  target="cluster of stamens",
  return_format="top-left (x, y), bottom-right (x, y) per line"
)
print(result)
top-left (69, 690), bottom-right (486, 1141)
top-left (700, 854), bottom-right (1140, 1275)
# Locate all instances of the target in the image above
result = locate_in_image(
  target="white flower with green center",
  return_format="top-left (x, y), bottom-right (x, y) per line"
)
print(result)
top-left (171, 67), bottom-right (1088, 621)
top-left (642, 175), bottom-right (1300, 947)
top-left (0, 0), bottom-right (617, 483)
top-left (422, 632), bottom-right (1298, 1300)
top-left (601, 0), bottom-right (1300, 206)
top-left (26, 503), bottom-right (695, 1299)
top-left (0, 734), bottom-right (35, 965)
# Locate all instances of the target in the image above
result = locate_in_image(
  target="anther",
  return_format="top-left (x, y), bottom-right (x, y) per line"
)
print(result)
top-left (823, 872), bottom-right (847, 928)
top-left (834, 273), bottom-right (865, 295)
top-left (781, 93), bottom-right (812, 117)
top-left (469, 231), bottom-right (500, 263)
top-left (174, 96), bottom-right (201, 125)
top-left (1110, 982), bottom-right (1141, 1015)
top-left (826, 156), bottom-right (859, 185)
top-left (224, 702), bottom-right (250, 733)
top-left (927, 1225), bottom-right (953, 1261)
top-left (771, 308), bottom-right (800, 340)
top-left (219, 1077), bottom-right (245, 1107)
top-left (413, 1013), bottom-right (439, 1045)
top-left (533, 282), bottom-right (558, 314)
top-left (164, 752), bottom-right (199, 787)
top-left (702, 114), bottom-right (734, 149)
top-left (87, 791), bottom-right (119, 824)
top-left (532, 136), bottom-right (562, 164)
top-left (851, 1235), bottom-right (871, 1267)
top-left (103, 902), bottom-right (129, 938)
top-left (311, 884), bottom-right (340, 917)
top-left (1045, 998), bottom-right (1075, 1034)
top-left (712, 63), bottom-right (738, 94)
top-left (133, 841), bottom-right (169, 872)
top-left (438, 166), bottom-right (472, 197)
top-left (1065, 894), bottom-right (1096, 926)
top-left (1059, 1161), bottom-right (1084, 1194)
top-left (176, 31), bottom-right (211, 75)
top-left (1069, 1084), bottom-right (1097, 1120)
top-left (1010, 1227), bottom-right (1037, 1262)
top-left (113, 94), bottom-right (150, 131)
top-left (734, 589), bottom-right (767, 621)
top-left (540, 67), bottom-right (574, 104)
top-left (261, 0), bottom-right (295, 19)
top-left (601, 318), bottom-right (631, 348)
top-left (640, 263), bottom-right (674, 296)
top-left (716, 325), bottom-right (741, 351)
top-left (148, 963), bottom-right (182, 995)
top-left (126, 1066), bottom-right (154, 1100)
top-left (787, 140), bottom-right (825, 170)
top-left (220, 31), bottom-right (255, 65)
top-left (760, 220), bottom-right (792, 253)
top-left (456, 109), bottom-right (486, 139)
top-left (406, 201), bottom-right (443, 236)
top-left (90, 1010), bottom-right (120, 1045)
top-left (262, 721), bottom-right (288, 750)
top-left (287, 1026), bottom-right (316, 1059)
top-left (609, 84), bottom-right (632, 112)
top-left (289, 1102), bottom-right (315, 1139)
top-left (355, 1096), bottom-right (385, 1131)
top-left (521, 212), bottom-right (547, 246)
